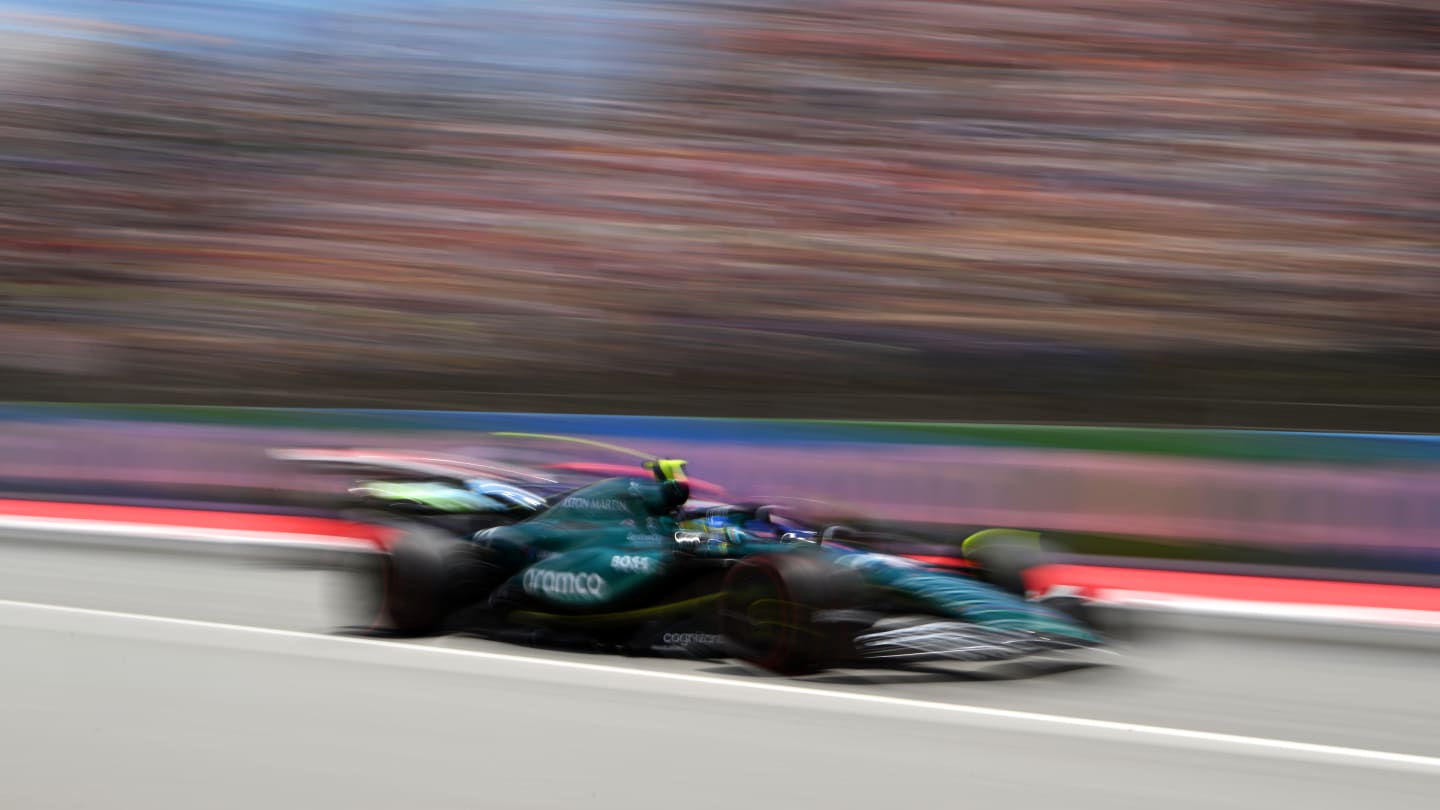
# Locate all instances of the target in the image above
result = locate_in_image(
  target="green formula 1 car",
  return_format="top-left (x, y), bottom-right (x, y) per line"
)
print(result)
top-left (339, 457), bottom-right (1104, 675)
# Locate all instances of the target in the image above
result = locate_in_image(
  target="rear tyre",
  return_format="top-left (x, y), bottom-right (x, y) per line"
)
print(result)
top-left (718, 553), bottom-right (861, 676)
top-left (377, 524), bottom-right (505, 635)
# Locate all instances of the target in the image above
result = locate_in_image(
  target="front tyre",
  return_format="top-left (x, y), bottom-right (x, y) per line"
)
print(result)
top-left (718, 553), bottom-right (860, 676)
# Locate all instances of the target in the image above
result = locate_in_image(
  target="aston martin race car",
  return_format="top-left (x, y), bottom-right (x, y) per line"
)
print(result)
top-left (288, 446), bottom-right (1108, 675)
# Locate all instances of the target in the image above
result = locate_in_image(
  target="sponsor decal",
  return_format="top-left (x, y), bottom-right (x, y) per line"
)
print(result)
top-left (558, 496), bottom-right (630, 513)
top-left (522, 568), bottom-right (607, 599)
top-left (610, 554), bottom-right (654, 573)
top-left (661, 632), bottom-right (725, 646)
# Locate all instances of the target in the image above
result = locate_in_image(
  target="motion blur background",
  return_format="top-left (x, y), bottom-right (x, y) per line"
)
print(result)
top-left (3, 12), bottom-right (1440, 805)
top-left (2, 0), bottom-right (1437, 427)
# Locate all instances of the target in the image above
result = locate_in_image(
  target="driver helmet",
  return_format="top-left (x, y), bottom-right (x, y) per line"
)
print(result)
top-left (644, 458), bottom-right (691, 507)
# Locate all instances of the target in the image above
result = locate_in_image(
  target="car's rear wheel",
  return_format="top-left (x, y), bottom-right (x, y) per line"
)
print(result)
top-left (370, 523), bottom-right (505, 635)
top-left (718, 553), bottom-right (861, 675)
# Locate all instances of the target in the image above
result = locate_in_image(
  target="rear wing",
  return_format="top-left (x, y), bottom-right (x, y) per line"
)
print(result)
top-left (267, 448), bottom-right (558, 487)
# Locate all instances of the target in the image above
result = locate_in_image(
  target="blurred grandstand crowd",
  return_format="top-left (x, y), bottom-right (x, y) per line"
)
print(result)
top-left (1, 1), bottom-right (1437, 426)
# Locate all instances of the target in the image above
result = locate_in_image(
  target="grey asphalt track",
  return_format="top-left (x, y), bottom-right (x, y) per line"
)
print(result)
top-left (0, 537), bottom-right (1437, 809)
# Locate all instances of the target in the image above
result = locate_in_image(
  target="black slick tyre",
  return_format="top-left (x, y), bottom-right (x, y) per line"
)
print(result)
top-left (378, 523), bottom-right (504, 635)
top-left (718, 553), bottom-right (860, 676)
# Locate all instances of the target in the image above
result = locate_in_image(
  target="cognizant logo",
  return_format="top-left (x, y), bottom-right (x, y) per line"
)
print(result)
top-left (522, 568), bottom-right (607, 599)
top-left (662, 632), bottom-right (724, 646)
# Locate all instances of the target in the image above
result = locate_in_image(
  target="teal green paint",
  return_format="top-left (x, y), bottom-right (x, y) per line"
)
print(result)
top-left (520, 548), bottom-right (671, 610)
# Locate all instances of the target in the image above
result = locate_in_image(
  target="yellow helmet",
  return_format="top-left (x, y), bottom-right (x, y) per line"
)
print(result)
top-left (643, 458), bottom-right (689, 482)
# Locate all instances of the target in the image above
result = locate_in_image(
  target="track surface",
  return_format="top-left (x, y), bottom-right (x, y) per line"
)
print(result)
top-left (1, 536), bottom-right (1436, 809)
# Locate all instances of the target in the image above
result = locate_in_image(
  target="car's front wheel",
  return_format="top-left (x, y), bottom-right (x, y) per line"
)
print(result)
top-left (718, 553), bottom-right (861, 675)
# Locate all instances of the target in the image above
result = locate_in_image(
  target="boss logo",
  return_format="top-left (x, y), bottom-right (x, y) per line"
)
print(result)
top-left (610, 555), bottom-right (654, 573)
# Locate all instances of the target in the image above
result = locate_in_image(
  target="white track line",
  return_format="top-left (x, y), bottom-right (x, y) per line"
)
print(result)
top-left (2, 598), bottom-right (1438, 775)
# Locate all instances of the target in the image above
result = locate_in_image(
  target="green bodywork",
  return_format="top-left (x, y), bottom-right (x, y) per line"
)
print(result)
top-left (474, 476), bottom-right (1097, 642)
top-left (475, 477), bottom-right (687, 611)
top-left (829, 553), bottom-right (1096, 640)
top-left (518, 547), bottom-right (674, 610)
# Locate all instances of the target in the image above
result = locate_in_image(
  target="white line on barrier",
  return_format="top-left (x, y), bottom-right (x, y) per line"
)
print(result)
top-left (0, 514), bottom-right (373, 552)
top-left (1, 597), bottom-right (1438, 775)
top-left (1099, 589), bottom-right (1440, 629)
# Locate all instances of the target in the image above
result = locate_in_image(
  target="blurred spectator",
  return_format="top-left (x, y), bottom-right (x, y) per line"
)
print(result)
top-left (0, 1), bottom-right (1437, 423)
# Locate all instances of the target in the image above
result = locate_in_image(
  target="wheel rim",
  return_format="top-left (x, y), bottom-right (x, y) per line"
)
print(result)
top-left (720, 563), bottom-right (803, 672)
